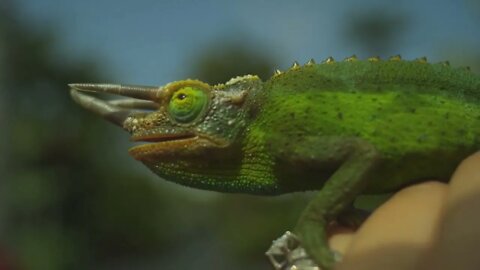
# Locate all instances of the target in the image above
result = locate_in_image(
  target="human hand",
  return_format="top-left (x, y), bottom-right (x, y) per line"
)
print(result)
top-left (329, 152), bottom-right (480, 270)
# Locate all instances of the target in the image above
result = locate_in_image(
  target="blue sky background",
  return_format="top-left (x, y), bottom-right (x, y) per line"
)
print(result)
top-left (15, 0), bottom-right (480, 86)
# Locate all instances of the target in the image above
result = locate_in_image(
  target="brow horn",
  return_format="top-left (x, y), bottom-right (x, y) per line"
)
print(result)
top-left (69, 83), bottom-right (161, 127)
top-left (68, 83), bottom-right (160, 100)
top-left (70, 88), bottom-right (133, 126)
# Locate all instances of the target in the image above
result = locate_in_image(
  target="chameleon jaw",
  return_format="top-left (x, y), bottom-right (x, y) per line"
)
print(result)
top-left (128, 135), bottom-right (221, 160)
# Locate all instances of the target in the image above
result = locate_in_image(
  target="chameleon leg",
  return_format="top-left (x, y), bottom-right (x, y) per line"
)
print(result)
top-left (294, 141), bottom-right (380, 269)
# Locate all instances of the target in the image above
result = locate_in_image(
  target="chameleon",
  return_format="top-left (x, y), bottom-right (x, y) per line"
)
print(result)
top-left (69, 55), bottom-right (480, 269)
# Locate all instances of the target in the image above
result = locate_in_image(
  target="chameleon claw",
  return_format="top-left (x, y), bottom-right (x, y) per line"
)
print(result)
top-left (266, 231), bottom-right (321, 270)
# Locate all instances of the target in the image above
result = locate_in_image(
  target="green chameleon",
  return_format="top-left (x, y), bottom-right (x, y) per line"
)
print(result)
top-left (69, 55), bottom-right (480, 269)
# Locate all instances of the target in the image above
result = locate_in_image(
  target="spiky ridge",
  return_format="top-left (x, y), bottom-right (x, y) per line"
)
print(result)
top-left (242, 56), bottom-right (480, 193)
top-left (272, 55), bottom-right (466, 78)
top-left (136, 56), bottom-right (480, 195)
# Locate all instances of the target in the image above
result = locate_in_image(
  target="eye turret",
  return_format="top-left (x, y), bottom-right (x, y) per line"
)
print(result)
top-left (168, 86), bottom-right (208, 123)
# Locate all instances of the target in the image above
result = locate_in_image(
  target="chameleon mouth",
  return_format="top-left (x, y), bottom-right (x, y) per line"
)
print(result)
top-left (128, 134), bottom-right (209, 160)
top-left (131, 133), bottom-right (196, 143)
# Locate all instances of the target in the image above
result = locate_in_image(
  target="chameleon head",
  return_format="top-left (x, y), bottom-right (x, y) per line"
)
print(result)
top-left (124, 76), bottom-right (260, 160)
top-left (69, 75), bottom-right (263, 191)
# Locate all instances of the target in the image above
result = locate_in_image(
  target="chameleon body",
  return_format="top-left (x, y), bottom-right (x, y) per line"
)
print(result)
top-left (69, 56), bottom-right (480, 269)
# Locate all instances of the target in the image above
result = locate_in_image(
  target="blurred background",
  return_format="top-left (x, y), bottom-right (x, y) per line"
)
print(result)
top-left (0, 0), bottom-right (479, 269)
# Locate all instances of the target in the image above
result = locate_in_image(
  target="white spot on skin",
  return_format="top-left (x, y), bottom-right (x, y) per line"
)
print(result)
top-left (225, 75), bottom-right (260, 86)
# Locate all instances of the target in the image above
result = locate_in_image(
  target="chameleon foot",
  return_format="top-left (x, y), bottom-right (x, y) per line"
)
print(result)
top-left (266, 231), bottom-right (322, 270)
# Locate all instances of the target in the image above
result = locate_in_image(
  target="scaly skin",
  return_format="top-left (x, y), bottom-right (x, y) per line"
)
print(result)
top-left (69, 56), bottom-right (480, 269)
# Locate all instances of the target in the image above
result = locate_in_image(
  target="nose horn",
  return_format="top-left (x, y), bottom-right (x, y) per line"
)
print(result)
top-left (68, 83), bottom-right (159, 100)
top-left (69, 83), bottom-right (162, 127)
top-left (70, 88), bottom-right (132, 126)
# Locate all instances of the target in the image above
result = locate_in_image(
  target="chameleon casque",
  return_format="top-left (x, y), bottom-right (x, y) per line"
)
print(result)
top-left (69, 55), bottom-right (480, 269)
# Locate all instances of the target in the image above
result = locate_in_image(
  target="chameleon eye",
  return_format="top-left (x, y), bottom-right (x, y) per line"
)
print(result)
top-left (168, 87), bottom-right (208, 123)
